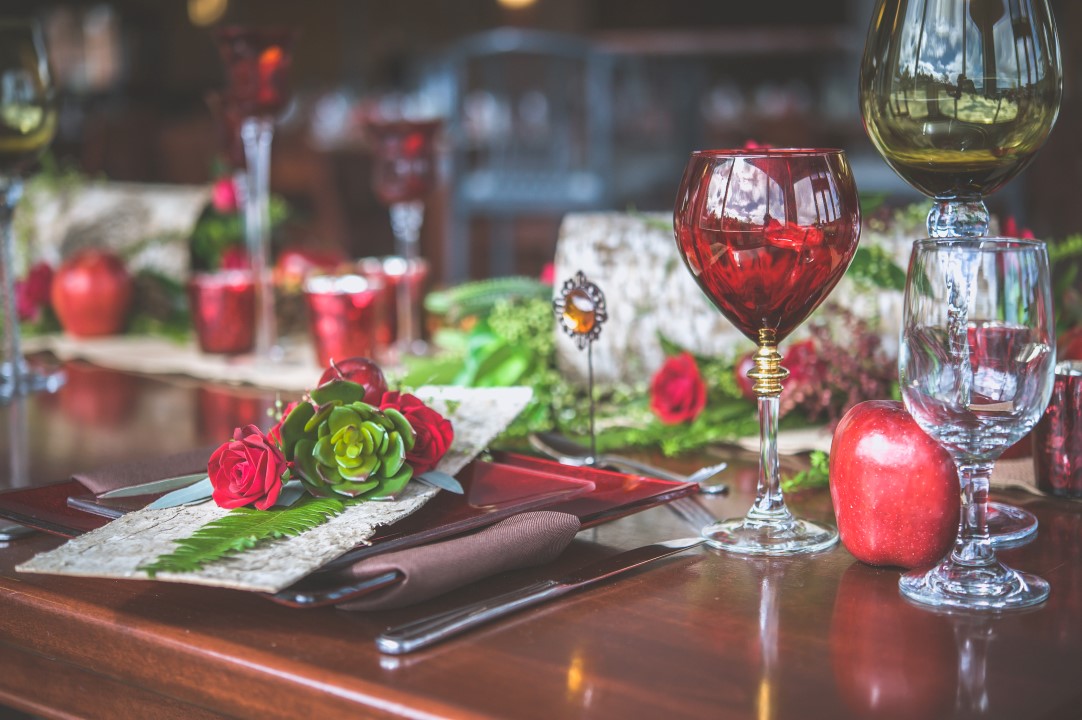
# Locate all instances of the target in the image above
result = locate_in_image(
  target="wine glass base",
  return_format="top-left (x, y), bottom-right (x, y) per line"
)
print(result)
top-left (900, 557), bottom-right (1049, 611)
top-left (702, 516), bottom-right (838, 556)
top-left (987, 502), bottom-right (1038, 548)
top-left (0, 362), bottom-right (65, 404)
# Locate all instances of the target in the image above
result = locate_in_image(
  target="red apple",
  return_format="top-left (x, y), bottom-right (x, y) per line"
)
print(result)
top-left (318, 356), bottom-right (388, 403)
top-left (1060, 326), bottom-right (1082, 361)
top-left (829, 400), bottom-right (960, 569)
top-left (51, 248), bottom-right (133, 338)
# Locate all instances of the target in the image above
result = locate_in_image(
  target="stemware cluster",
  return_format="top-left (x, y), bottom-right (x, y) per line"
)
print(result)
top-left (860, 0), bottom-right (1062, 610)
top-left (668, 0), bottom-right (1063, 612)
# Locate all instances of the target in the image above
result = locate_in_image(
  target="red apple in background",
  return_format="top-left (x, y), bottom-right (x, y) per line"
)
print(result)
top-left (830, 400), bottom-right (960, 569)
top-left (318, 356), bottom-right (388, 403)
top-left (51, 248), bottom-right (133, 338)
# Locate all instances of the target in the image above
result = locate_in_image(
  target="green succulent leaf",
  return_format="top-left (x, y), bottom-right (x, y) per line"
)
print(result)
top-left (294, 438), bottom-right (320, 485)
top-left (310, 380), bottom-right (368, 406)
top-left (305, 403), bottom-right (336, 433)
top-left (279, 403), bottom-right (315, 460)
top-left (139, 496), bottom-right (349, 577)
top-left (383, 408), bottom-right (416, 451)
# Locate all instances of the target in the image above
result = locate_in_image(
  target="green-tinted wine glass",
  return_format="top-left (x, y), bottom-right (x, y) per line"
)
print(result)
top-left (860, 0), bottom-right (1061, 238)
top-left (0, 19), bottom-right (62, 402)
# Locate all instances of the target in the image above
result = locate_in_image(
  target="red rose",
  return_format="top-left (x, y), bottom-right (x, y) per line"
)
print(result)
top-left (208, 424), bottom-right (287, 510)
top-left (650, 352), bottom-right (707, 425)
top-left (219, 245), bottom-right (249, 270)
top-left (212, 177), bottom-right (239, 213)
top-left (379, 391), bottom-right (454, 474)
top-left (15, 262), bottom-right (54, 322)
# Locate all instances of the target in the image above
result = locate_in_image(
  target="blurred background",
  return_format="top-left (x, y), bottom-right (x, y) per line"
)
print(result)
top-left (5, 0), bottom-right (1081, 282)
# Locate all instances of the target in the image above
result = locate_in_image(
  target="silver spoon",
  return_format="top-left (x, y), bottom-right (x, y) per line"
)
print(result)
top-left (528, 432), bottom-right (729, 495)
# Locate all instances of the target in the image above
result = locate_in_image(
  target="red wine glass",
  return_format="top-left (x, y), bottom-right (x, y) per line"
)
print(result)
top-left (214, 26), bottom-right (294, 362)
top-left (0, 20), bottom-right (63, 402)
top-left (364, 102), bottom-right (441, 357)
top-left (674, 148), bottom-right (861, 554)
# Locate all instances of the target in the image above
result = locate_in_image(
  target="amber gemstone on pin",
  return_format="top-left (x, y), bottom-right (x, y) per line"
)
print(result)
top-left (562, 288), bottom-right (596, 334)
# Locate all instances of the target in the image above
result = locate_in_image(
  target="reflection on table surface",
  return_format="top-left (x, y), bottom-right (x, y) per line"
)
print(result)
top-left (0, 359), bottom-right (1080, 720)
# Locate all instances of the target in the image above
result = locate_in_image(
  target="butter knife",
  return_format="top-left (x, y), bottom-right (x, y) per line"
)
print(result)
top-left (376, 536), bottom-right (706, 654)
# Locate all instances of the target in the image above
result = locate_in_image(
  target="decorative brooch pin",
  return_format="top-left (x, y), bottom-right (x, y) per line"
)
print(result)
top-left (553, 270), bottom-right (607, 462)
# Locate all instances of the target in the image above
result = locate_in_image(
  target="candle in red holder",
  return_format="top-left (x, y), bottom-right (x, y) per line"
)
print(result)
top-left (1033, 360), bottom-right (1082, 498)
top-left (359, 256), bottom-right (429, 347)
top-left (305, 273), bottom-right (387, 367)
top-left (188, 271), bottom-right (256, 355)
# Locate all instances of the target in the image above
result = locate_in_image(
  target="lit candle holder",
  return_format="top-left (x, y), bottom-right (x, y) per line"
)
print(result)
top-left (304, 273), bottom-right (387, 368)
top-left (188, 270), bottom-right (256, 355)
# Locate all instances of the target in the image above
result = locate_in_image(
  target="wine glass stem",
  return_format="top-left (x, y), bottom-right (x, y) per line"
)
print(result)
top-left (749, 394), bottom-right (789, 521)
top-left (928, 199), bottom-right (990, 238)
top-left (0, 178), bottom-right (25, 398)
top-left (240, 116), bottom-right (277, 360)
top-left (952, 461), bottom-right (996, 566)
top-left (390, 201), bottom-right (424, 351)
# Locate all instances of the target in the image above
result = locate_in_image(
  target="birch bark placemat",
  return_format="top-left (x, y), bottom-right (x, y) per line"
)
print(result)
top-left (17, 386), bottom-right (533, 593)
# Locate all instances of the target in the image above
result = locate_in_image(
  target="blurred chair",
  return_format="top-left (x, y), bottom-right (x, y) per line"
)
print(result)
top-left (440, 28), bottom-right (612, 281)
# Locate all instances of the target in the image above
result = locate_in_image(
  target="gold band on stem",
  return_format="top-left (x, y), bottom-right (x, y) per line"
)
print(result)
top-left (748, 329), bottom-right (789, 398)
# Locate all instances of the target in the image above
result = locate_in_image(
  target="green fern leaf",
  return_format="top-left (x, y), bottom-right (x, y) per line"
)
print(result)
top-left (139, 496), bottom-right (349, 577)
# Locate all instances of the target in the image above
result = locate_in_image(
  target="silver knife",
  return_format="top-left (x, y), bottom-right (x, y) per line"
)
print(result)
top-left (376, 536), bottom-right (706, 654)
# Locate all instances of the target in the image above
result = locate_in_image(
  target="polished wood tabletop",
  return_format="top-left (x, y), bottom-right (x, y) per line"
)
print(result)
top-left (1, 362), bottom-right (1080, 720)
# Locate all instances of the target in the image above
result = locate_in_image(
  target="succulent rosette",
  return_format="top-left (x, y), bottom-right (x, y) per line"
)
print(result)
top-left (277, 379), bottom-right (426, 499)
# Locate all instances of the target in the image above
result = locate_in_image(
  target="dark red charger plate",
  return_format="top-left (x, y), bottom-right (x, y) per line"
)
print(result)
top-left (0, 453), bottom-right (696, 540)
top-left (0, 453), bottom-right (697, 607)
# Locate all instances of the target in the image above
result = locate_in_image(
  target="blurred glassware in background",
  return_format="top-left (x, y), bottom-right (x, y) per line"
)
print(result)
top-left (304, 271), bottom-right (387, 368)
top-left (188, 269), bottom-right (256, 355)
top-left (0, 19), bottom-right (64, 403)
top-left (214, 26), bottom-right (294, 362)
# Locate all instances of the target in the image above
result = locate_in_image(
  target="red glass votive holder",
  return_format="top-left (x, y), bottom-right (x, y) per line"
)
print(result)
top-left (305, 273), bottom-right (387, 367)
top-left (188, 271), bottom-right (256, 355)
top-left (360, 256), bottom-right (428, 346)
top-left (1033, 360), bottom-right (1082, 498)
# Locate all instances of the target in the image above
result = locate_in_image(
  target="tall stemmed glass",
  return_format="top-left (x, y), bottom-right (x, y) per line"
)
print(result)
top-left (860, 0), bottom-right (1060, 545)
top-left (0, 20), bottom-right (62, 402)
top-left (860, 0), bottom-right (1061, 238)
top-left (214, 27), bottom-right (293, 361)
top-left (364, 105), bottom-right (441, 357)
top-left (674, 149), bottom-right (861, 554)
top-left (899, 238), bottom-right (1055, 609)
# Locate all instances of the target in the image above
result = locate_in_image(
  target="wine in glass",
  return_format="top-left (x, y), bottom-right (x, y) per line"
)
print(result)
top-left (674, 149), bottom-right (861, 554)
top-left (860, 0), bottom-right (1061, 239)
top-left (364, 104), bottom-right (441, 356)
top-left (0, 19), bottom-right (63, 402)
top-left (860, 0), bottom-right (1060, 545)
top-left (214, 27), bottom-right (294, 361)
top-left (899, 238), bottom-right (1055, 610)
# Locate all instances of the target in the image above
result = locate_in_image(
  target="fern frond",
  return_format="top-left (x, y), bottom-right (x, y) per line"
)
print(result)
top-left (139, 496), bottom-right (348, 577)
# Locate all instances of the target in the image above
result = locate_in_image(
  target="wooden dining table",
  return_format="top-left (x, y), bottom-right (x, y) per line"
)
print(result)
top-left (0, 360), bottom-right (1079, 719)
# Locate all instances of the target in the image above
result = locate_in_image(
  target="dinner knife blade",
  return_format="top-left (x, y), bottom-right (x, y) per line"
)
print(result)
top-left (376, 536), bottom-right (706, 654)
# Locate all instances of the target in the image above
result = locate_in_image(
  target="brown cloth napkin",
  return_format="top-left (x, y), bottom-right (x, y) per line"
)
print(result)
top-left (73, 447), bottom-right (215, 495)
top-left (336, 511), bottom-right (582, 611)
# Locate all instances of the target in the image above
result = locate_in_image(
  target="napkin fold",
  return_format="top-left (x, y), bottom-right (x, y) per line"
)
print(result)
top-left (336, 511), bottom-right (582, 611)
top-left (73, 447), bottom-right (215, 495)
